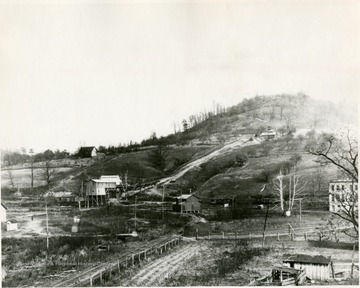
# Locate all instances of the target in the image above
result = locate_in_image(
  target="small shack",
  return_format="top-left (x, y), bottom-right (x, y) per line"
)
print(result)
top-left (283, 254), bottom-right (332, 281)
top-left (173, 194), bottom-right (201, 213)
top-left (6, 220), bottom-right (18, 231)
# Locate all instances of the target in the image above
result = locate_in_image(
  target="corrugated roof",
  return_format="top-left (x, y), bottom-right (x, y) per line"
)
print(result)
top-left (283, 254), bottom-right (331, 265)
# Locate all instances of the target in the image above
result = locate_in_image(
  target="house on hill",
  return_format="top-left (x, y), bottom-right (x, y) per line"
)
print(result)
top-left (78, 146), bottom-right (97, 158)
top-left (85, 175), bottom-right (122, 206)
top-left (173, 194), bottom-right (201, 213)
top-left (260, 129), bottom-right (277, 140)
top-left (329, 179), bottom-right (358, 212)
top-left (1, 203), bottom-right (7, 222)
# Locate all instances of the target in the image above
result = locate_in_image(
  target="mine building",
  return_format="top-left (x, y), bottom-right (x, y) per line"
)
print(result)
top-left (85, 175), bottom-right (122, 206)
top-left (173, 194), bottom-right (201, 213)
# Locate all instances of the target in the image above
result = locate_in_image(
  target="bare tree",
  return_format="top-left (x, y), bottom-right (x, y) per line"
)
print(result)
top-left (273, 169), bottom-right (286, 213)
top-left (41, 160), bottom-right (56, 187)
top-left (305, 130), bottom-right (358, 182)
top-left (289, 167), bottom-right (307, 211)
top-left (317, 130), bottom-right (359, 236)
top-left (7, 169), bottom-right (15, 189)
top-left (120, 169), bottom-right (129, 193)
top-left (330, 180), bottom-right (358, 236)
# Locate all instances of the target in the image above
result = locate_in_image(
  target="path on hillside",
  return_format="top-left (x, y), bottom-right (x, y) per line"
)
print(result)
top-left (157, 136), bottom-right (260, 186)
top-left (122, 242), bottom-right (200, 286)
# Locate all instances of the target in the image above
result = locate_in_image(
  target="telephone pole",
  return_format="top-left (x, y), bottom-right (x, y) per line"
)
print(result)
top-left (45, 198), bottom-right (49, 250)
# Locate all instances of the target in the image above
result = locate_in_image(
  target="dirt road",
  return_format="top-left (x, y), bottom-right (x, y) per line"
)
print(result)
top-left (157, 136), bottom-right (259, 186)
top-left (122, 242), bottom-right (200, 286)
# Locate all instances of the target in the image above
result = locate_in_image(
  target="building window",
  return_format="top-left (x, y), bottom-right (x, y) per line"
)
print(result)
top-left (341, 185), bottom-right (345, 190)
top-left (355, 184), bottom-right (358, 191)
top-left (331, 185), bottom-right (335, 191)
top-left (350, 185), bottom-right (353, 191)
top-left (336, 185), bottom-right (340, 191)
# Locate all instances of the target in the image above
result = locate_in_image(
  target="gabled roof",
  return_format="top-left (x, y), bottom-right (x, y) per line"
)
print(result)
top-left (6, 219), bottom-right (17, 224)
top-left (78, 146), bottom-right (97, 157)
top-left (176, 194), bottom-right (199, 201)
top-left (283, 254), bottom-right (331, 265)
top-left (92, 175), bottom-right (121, 185)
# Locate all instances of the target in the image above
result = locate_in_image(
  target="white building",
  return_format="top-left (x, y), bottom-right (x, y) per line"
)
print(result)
top-left (6, 220), bottom-right (18, 231)
top-left (86, 175), bottom-right (122, 206)
top-left (329, 180), bottom-right (358, 212)
top-left (260, 129), bottom-right (277, 140)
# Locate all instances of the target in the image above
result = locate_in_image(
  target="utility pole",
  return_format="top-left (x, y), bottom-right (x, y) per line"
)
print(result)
top-left (180, 190), bottom-right (183, 214)
top-left (45, 198), bottom-right (49, 250)
top-left (134, 196), bottom-right (137, 230)
top-left (262, 205), bottom-right (269, 248)
top-left (299, 199), bottom-right (302, 225)
top-left (162, 185), bottom-right (165, 220)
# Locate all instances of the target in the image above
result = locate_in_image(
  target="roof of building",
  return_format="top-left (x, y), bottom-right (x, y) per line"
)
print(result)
top-left (176, 194), bottom-right (198, 200)
top-left (6, 219), bottom-right (18, 224)
top-left (329, 179), bottom-right (356, 183)
top-left (260, 130), bottom-right (277, 136)
top-left (1, 203), bottom-right (8, 210)
top-left (283, 254), bottom-right (331, 265)
top-left (92, 175), bottom-right (121, 184)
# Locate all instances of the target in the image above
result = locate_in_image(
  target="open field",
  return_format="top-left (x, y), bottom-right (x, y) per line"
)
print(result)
top-left (1, 167), bottom-right (74, 189)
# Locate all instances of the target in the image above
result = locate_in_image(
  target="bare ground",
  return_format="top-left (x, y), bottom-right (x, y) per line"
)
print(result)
top-left (120, 242), bottom-right (200, 286)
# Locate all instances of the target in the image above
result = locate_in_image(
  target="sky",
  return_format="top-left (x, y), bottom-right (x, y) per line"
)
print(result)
top-left (0, 0), bottom-right (359, 153)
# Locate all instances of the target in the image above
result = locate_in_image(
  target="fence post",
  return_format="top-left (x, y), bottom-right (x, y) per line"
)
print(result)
top-left (125, 257), bottom-right (128, 268)
top-left (222, 231), bottom-right (225, 240)
top-left (351, 243), bottom-right (355, 278)
top-left (208, 231), bottom-right (211, 240)
top-left (100, 271), bottom-right (103, 285)
top-left (291, 232), bottom-right (294, 241)
top-left (249, 233), bottom-right (251, 240)
top-left (138, 253), bottom-right (141, 263)
top-left (132, 254), bottom-right (135, 266)
top-left (144, 250), bottom-right (147, 260)
top-left (196, 228), bottom-right (198, 240)
top-left (304, 232), bottom-right (307, 241)
top-left (117, 260), bottom-right (120, 273)
top-left (277, 233), bottom-right (280, 241)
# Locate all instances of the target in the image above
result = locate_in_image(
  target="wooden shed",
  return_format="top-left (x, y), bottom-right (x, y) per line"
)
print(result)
top-left (173, 195), bottom-right (201, 213)
top-left (283, 254), bottom-right (332, 281)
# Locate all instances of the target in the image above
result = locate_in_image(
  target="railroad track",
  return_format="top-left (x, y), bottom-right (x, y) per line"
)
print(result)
top-left (40, 235), bottom-right (180, 287)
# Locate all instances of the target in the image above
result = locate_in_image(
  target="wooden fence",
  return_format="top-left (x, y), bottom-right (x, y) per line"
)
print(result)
top-left (57, 237), bottom-right (181, 287)
top-left (195, 225), bottom-right (354, 243)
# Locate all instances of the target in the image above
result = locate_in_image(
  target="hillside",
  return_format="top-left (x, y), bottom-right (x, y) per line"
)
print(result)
top-left (1, 94), bottom-right (356, 210)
